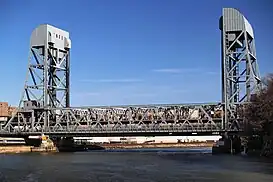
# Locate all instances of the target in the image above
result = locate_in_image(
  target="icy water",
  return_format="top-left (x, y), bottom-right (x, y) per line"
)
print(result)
top-left (1, 147), bottom-right (273, 182)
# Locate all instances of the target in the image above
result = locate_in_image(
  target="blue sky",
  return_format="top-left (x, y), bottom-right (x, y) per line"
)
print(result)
top-left (0, 0), bottom-right (272, 107)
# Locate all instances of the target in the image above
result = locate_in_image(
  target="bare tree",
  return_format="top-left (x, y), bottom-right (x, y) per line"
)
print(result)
top-left (244, 74), bottom-right (273, 156)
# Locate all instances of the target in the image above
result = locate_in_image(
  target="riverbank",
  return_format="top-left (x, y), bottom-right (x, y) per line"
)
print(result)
top-left (0, 146), bottom-right (32, 154)
top-left (0, 142), bottom-right (214, 154)
top-left (0, 145), bottom-right (57, 154)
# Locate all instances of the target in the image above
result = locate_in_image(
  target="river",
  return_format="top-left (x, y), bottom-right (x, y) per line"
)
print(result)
top-left (0, 147), bottom-right (273, 182)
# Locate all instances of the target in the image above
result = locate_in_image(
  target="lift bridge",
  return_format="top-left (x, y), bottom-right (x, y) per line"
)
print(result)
top-left (0, 8), bottom-right (262, 137)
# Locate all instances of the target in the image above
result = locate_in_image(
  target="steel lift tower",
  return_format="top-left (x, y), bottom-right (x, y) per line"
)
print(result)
top-left (219, 8), bottom-right (261, 131)
top-left (4, 25), bottom-right (72, 133)
top-left (22, 24), bottom-right (71, 109)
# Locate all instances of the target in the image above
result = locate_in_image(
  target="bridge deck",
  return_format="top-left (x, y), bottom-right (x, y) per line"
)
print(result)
top-left (0, 102), bottom-right (243, 136)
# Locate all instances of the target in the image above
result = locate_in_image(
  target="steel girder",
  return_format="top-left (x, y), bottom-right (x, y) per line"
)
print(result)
top-left (0, 103), bottom-right (223, 136)
top-left (220, 8), bottom-right (261, 131)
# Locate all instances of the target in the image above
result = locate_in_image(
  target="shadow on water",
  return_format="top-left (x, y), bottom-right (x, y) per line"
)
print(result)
top-left (88, 147), bottom-right (212, 153)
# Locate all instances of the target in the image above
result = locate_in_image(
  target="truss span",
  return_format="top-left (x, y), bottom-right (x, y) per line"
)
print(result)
top-left (0, 103), bottom-right (234, 137)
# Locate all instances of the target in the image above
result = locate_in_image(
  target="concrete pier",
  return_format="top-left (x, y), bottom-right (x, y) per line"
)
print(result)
top-left (212, 135), bottom-right (242, 154)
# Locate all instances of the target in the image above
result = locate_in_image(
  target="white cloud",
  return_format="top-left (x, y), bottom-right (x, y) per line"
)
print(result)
top-left (125, 93), bottom-right (158, 98)
top-left (205, 71), bottom-right (219, 75)
top-left (152, 68), bottom-right (198, 73)
top-left (71, 83), bottom-right (193, 106)
top-left (171, 89), bottom-right (188, 93)
top-left (73, 92), bottom-right (101, 96)
top-left (152, 68), bottom-right (182, 73)
top-left (71, 85), bottom-right (218, 106)
top-left (152, 68), bottom-right (221, 76)
top-left (80, 78), bottom-right (142, 83)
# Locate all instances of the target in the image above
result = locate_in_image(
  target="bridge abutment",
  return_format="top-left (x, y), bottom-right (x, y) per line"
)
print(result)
top-left (212, 134), bottom-right (242, 154)
top-left (50, 136), bottom-right (88, 152)
top-left (24, 137), bottom-right (42, 147)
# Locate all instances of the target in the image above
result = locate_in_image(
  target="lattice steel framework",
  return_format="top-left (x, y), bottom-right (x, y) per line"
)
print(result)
top-left (20, 24), bottom-right (71, 109)
top-left (0, 103), bottom-right (223, 136)
top-left (219, 8), bottom-right (261, 131)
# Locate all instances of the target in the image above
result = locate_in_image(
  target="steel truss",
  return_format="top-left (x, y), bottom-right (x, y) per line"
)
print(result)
top-left (220, 8), bottom-right (261, 131)
top-left (0, 103), bottom-right (224, 136)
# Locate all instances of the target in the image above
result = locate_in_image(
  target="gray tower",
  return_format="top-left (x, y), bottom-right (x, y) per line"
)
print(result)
top-left (21, 24), bottom-right (71, 109)
top-left (219, 8), bottom-right (261, 131)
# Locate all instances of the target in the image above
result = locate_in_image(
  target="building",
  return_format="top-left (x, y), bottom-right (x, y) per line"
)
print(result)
top-left (0, 102), bottom-right (17, 122)
top-left (8, 106), bottom-right (17, 117)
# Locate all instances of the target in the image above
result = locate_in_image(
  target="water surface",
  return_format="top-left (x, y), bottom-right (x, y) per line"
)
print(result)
top-left (1, 147), bottom-right (273, 182)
